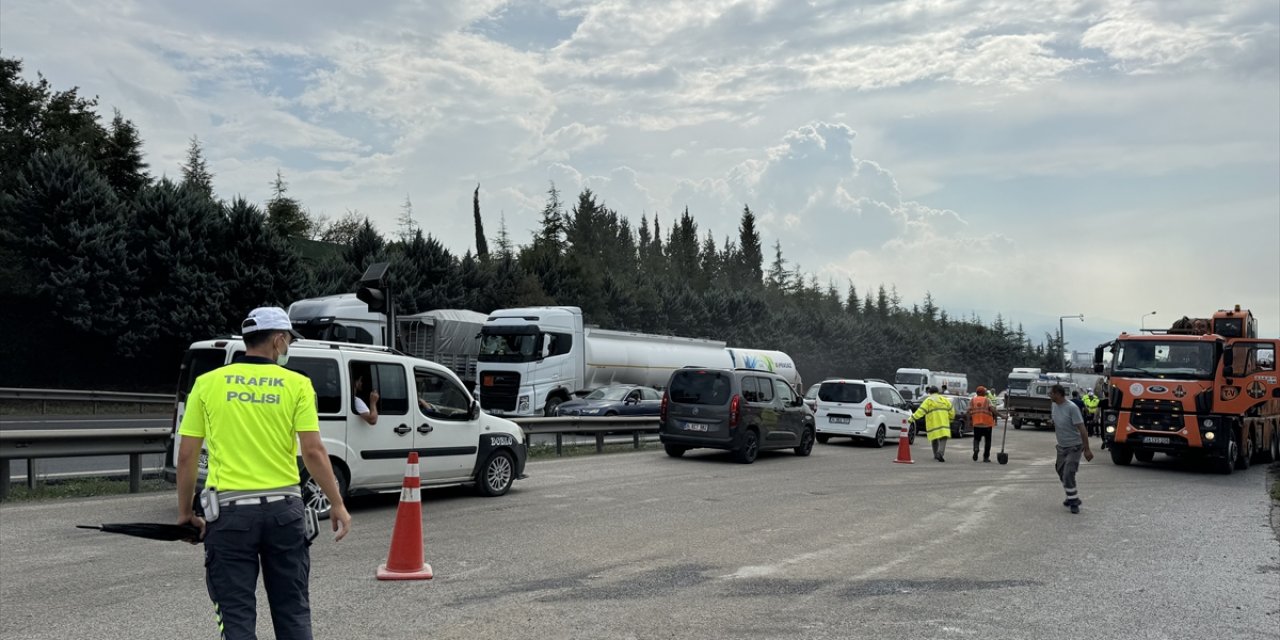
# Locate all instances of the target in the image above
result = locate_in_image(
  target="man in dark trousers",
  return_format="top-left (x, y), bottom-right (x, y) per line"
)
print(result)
top-left (176, 307), bottom-right (352, 639)
top-left (969, 386), bottom-right (997, 462)
top-left (1050, 384), bottom-right (1094, 514)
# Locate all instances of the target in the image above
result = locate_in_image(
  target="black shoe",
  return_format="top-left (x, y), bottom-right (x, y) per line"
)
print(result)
top-left (939, 456), bottom-right (945, 462)
top-left (1070, 504), bottom-right (1080, 514)
top-left (973, 452), bottom-right (979, 461)
top-left (983, 459), bottom-right (991, 463)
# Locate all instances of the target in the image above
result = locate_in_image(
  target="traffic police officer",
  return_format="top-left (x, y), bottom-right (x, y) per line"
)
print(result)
top-left (177, 307), bottom-right (352, 640)
top-left (913, 386), bottom-right (955, 462)
top-left (1082, 391), bottom-right (1101, 436)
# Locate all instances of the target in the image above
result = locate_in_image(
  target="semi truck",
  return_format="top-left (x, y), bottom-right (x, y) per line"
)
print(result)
top-left (288, 293), bottom-right (488, 387)
top-left (475, 306), bottom-right (802, 416)
top-left (893, 368), bottom-right (968, 406)
top-left (1095, 306), bottom-right (1280, 473)
top-left (1006, 368), bottom-right (1042, 397)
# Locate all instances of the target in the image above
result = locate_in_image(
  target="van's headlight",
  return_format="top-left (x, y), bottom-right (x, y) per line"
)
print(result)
top-left (518, 396), bottom-right (530, 412)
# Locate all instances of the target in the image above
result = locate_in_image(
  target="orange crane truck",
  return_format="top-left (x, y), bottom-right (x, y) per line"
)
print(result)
top-left (1094, 306), bottom-right (1280, 474)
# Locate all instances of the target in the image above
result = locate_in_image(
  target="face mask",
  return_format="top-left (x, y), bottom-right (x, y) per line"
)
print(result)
top-left (276, 335), bottom-right (291, 367)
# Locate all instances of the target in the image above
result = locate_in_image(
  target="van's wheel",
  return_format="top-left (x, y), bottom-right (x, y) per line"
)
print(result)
top-left (1134, 450), bottom-right (1155, 463)
top-left (734, 429), bottom-right (759, 464)
top-left (908, 425), bottom-right (916, 445)
top-left (816, 434), bottom-right (831, 444)
top-left (1109, 445), bottom-right (1133, 466)
top-left (476, 450), bottom-right (515, 497)
top-left (664, 444), bottom-right (687, 458)
top-left (795, 427), bottom-right (815, 456)
top-left (873, 425), bottom-right (886, 448)
top-left (300, 463), bottom-right (348, 520)
top-left (1013, 418), bottom-right (1023, 430)
top-left (543, 396), bottom-right (564, 417)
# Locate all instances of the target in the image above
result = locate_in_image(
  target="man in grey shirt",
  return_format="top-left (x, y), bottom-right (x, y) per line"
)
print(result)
top-left (1050, 384), bottom-right (1094, 514)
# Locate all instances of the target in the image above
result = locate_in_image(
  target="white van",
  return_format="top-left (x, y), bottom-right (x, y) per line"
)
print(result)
top-left (813, 379), bottom-right (914, 447)
top-left (163, 338), bottom-right (528, 516)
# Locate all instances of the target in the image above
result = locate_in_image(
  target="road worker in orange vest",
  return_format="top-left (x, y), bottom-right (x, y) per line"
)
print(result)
top-left (969, 385), bottom-right (998, 462)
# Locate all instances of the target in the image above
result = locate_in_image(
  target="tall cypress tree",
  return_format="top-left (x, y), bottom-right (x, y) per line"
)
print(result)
top-left (473, 183), bottom-right (489, 260)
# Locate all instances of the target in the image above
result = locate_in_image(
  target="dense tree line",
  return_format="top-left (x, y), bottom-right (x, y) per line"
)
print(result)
top-left (0, 57), bottom-right (1066, 391)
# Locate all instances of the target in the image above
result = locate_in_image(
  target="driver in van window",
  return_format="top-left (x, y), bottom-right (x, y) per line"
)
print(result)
top-left (416, 373), bottom-right (468, 417)
top-left (353, 374), bottom-right (379, 425)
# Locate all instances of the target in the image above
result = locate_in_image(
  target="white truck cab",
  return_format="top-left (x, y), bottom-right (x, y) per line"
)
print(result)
top-left (163, 338), bottom-right (528, 515)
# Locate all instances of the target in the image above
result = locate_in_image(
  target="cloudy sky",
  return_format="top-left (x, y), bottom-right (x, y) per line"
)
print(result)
top-left (4, 0), bottom-right (1278, 343)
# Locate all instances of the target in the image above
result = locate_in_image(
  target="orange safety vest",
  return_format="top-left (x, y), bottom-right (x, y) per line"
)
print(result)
top-left (969, 395), bottom-right (996, 428)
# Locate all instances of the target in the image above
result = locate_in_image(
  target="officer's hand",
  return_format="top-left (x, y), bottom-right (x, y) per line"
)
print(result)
top-left (1083, 448), bottom-right (1095, 462)
top-left (369, 390), bottom-right (380, 405)
top-left (178, 513), bottom-right (206, 544)
top-left (330, 505), bottom-right (352, 542)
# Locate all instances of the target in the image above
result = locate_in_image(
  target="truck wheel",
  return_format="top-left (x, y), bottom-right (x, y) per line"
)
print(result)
top-left (734, 429), bottom-right (759, 464)
top-left (301, 462), bottom-right (349, 520)
top-left (1270, 428), bottom-right (1280, 462)
top-left (1134, 450), bottom-right (1155, 463)
top-left (873, 425), bottom-right (886, 448)
top-left (1213, 437), bottom-right (1236, 475)
top-left (1110, 445), bottom-right (1133, 466)
top-left (664, 444), bottom-right (687, 458)
top-left (543, 396), bottom-right (565, 417)
top-left (476, 450), bottom-right (515, 497)
top-left (1234, 431), bottom-right (1251, 471)
top-left (1013, 419), bottom-right (1022, 430)
top-left (795, 427), bottom-right (815, 457)
top-left (816, 434), bottom-right (831, 444)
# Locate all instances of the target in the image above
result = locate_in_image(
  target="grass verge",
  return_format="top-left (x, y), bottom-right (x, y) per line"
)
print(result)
top-left (2, 477), bottom-right (170, 503)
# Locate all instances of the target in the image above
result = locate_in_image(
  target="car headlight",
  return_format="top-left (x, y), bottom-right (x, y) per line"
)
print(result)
top-left (1202, 418), bottom-right (1214, 429)
top-left (1204, 431), bottom-right (1215, 441)
top-left (1105, 426), bottom-right (1115, 434)
top-left (582, 408), bottom-right (599, 415)
top-left (518, 396), bottom-right (530, 412)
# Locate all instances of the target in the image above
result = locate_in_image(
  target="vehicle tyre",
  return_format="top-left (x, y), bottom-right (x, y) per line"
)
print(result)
top-left (543, 396), bottom-right (564, 417)
top-left (1270, 428), bottom-right (1280, 462)
top-left (1013, 418), bottom-right (1023, 430)
top-left (734, 429), bottom-right (760, 464)
top-left (1134, 450), bottom-right (1155, 463)
top-left (1234, 431), bottom-right (1251, 471)
top-left (795, 427), bottom-right (815, 456)
top-left (604, 411), bottom-right (618, 417)
top-left (1213, 436), bottom-right (1236, 475)
top-left (816, 434), bottom-right (831, 444)
top-left (873, 425), bottom-right (886, 448)
top-left (664, 444), bottom-right (688, 458)
top-left (301, 461), bottom-right (349, 520)
top-left (908, 425), bottom-right (917, 445)
top-left (476, 450), bottom-right (515, 497)
top-left (1110, 445), bottom-right (1133, 466)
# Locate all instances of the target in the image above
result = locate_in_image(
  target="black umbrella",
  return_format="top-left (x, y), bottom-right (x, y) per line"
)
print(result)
top-left (77, 522), bottom-right (202, 542)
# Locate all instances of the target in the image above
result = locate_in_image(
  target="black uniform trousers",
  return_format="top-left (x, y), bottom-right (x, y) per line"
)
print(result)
top-left (972, 427), bottom-right (993, 460)
top-left (204, 496), bottom-right (312, 640)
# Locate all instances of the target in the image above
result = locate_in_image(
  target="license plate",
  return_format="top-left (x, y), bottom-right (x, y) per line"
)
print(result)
top-left (681, 422), bottom-right (709, 432)
top-left (828, 416), bottom-right (851, 424)
top-left (1145, 437), bottom-right (1170, 445)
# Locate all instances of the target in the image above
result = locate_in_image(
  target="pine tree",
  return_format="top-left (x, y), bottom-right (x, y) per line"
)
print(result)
top-left (219, 197), bottom-right (306, 327)
top-left (473, 184), bottom-right (490, 260)
top-left (494, 212), bottom-right (513, 259)
top-left (767, 241), bottom-right (787, 291)
top-left (344, 217), bottom-right (386, 273)
top-left (266, 169), bottom-right (314, 238)
top-left (736, 205), bottom-right (764, 288)
top-left (846, 282), bottom-right (860, 316)
top-left (98, 109), bottom-right (149, 198)
top-left (396, 194), bottom-right (418, 242)
top-left (180, 136), bottom-right (214, 199)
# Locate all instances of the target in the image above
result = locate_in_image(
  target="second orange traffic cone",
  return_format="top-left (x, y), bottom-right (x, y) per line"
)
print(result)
top-left (893, 425), bottom-right (914, 464)
top-left (376, 452), bottom-right (434, 580)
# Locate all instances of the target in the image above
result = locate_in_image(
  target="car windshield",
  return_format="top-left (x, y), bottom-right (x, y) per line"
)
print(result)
top-left (895, 372), bottom-right (926, 385)
top-left (1113, 340), bottom-right (1217, 380)
top-left (1007, 378), bottom-right (1032, 391)
top-left (586, 387), bottom-right (631, 401)
top-left (478, 331), bottom-right (539, 362)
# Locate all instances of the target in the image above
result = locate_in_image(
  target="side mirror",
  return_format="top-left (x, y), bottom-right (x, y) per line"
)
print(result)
top-left (1093, 362), bottom-right (1104, 374)
top-left (1222, 348), bottom-right (1234, 375)
top-left (469, 400), bottom-right (481, 421)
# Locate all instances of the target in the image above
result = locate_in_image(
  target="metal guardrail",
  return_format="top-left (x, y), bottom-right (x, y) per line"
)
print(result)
top-left (513, 416), bottom-right (659, 455)
top-left (0, 426), bottom-right (171, 500)
top-left (0, 387), bottom-right (175, 414)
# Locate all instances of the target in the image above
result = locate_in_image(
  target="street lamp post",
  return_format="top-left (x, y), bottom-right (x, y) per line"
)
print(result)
top-left (1141, 311), bottom-right (1157, 330)
top-left (1059, 314), bottom-right (1084, 369)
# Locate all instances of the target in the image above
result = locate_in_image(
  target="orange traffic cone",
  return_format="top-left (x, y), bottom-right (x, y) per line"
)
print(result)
top-left (893, 428), bottom-right (914, 464)
top-left (376, 452), bottom-right (433, 580)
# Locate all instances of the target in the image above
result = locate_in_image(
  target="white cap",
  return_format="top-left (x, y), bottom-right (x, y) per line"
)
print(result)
top-left (241, 307), bottom-right (303, 339)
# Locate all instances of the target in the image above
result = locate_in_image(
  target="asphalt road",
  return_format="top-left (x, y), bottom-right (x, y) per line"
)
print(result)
top-left (2, 427), bottom-right (1277, 640)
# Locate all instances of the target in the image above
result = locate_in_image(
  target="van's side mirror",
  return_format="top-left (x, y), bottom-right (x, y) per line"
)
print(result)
top-left (469, 400), bottom-right (481, 421)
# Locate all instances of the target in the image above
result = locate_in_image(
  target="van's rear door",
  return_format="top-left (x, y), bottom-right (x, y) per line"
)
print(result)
top-left (166, 346), bottom-right (231, 475)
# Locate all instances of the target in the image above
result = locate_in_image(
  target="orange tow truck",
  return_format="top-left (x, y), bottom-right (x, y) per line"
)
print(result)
top-left (1095, 306), bottom-right (1280, 474)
